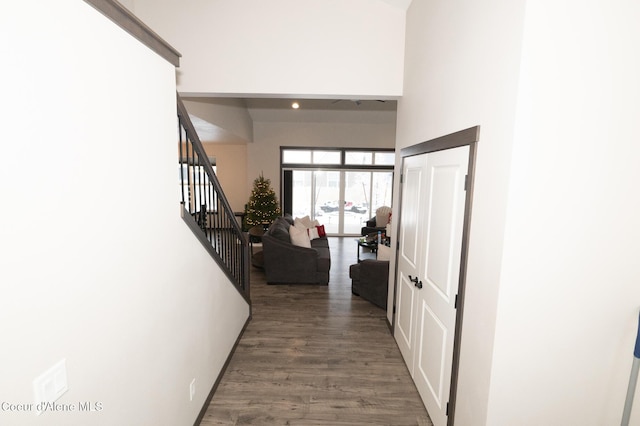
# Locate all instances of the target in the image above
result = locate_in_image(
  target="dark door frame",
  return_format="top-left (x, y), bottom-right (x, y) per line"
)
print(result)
top-left (393, 125), bottom-right (480, 426)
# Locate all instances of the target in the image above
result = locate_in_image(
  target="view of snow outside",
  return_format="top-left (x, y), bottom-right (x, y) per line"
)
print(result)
top-left (291, 170), bottom-right (392, 234)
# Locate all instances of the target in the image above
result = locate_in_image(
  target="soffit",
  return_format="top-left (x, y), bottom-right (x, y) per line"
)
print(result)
top-left (244, 98), bottom-right (397, 124)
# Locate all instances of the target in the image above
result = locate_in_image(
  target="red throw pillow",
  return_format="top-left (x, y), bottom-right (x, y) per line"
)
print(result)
top-left (316, 225), bottom-right (326, 237)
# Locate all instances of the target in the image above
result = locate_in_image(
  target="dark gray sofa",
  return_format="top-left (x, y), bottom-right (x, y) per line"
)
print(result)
top-left (262, 216), bottom-right (331, 285)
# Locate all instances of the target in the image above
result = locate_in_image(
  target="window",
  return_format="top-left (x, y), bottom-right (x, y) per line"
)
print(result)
top-left (345, 151), bottom-right (373, 165)
top-left (282, 150), bottom-right (311, 164)
top-left (282, 148), bottom-right (393, 168)
top-left (312, 150), bottom-right (341, 164)
top-left (281, 147), bottom-right (395, 235)
top-left (374, 152), bottom-right (395, 165)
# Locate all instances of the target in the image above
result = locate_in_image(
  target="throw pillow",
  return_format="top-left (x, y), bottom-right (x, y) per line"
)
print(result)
top-left (295, 215), bottom-right (314, 228)
top-left (377, 244), bottom-right (391, 261)
top-left (302, 216), bottom-right (314, 227)
top-left (289, 224), bottom-right (311, 248)
top-left (307, 227), bottom-right (320, 240)
top-left (315, 224), bottom-right (326, 237)
top-left (376, 206), bottom-right (392, 227)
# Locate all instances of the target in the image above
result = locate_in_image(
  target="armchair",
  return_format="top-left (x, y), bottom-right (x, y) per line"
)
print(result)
top-left (360, 217), bottom-right (386, 236)
top-left (360, 205), bottom-right (392, 236)
top-left (349, 259), bottom-right (389, 309)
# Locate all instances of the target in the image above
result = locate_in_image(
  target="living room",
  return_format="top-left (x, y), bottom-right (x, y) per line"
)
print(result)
top-left (180, 97), bottom-right (398, 219)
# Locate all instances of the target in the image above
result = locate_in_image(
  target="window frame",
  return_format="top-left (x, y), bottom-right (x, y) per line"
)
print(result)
top-left (281, 147), bottom-right (395, 170)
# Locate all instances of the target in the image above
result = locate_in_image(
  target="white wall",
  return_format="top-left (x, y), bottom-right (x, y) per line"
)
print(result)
top-left (487, 1), bottom-right (640, 425)
top-left (0, 2), bottom-right (249, 425)
top-left (183, 98), bottom-right (254, 144)
top-left (132, 0), bottom-right (406, 98)
top-left (394, 0), bottom-right (527, 424)
top-left (398, 0), bottom-right (640, 425)
top-left (201, 143), bottom-right (249, 213)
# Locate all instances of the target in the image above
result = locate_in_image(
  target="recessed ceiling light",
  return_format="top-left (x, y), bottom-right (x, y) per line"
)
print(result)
top-left (291, 102), bottom-right (300, 109)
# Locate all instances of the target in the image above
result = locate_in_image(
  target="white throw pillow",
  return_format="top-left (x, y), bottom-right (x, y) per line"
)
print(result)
top-left (307, 227), bottom-right (320, 240)
top-left (375, 206), bottom-right (392, 227)
top-left (289, 224), bottom-right (311, 248)
top-left (377, 244), bottom-right (391, 261)
top-left (295, 215), bottom-right (314, 228)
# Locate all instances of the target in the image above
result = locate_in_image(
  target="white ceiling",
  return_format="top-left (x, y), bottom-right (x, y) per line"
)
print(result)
top-left (179, 0), bottom-right (408, 141)
top-left (188, 114), bottom-right (249, 144)
top-left (188, 98), bottom-right (397, 143)
top-left (244, 98), bottom-right (397, 123)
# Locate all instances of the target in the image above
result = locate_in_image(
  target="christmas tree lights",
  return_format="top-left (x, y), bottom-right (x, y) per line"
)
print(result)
top-left (246, 174), bottom-right (281, 226)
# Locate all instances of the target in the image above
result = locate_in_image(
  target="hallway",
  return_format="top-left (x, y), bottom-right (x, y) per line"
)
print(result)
top-left (199, 237), bottom-right (432, 425)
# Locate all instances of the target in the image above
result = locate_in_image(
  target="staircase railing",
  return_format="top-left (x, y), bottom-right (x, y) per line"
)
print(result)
top-left (177, 94), bottom-right (250, 300)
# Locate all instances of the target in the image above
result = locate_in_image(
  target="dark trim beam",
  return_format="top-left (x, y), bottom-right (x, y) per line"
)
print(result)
top-left (400, 126), bottom-right (480, 158)
top-left (84, 0), bottom-right (181, 67)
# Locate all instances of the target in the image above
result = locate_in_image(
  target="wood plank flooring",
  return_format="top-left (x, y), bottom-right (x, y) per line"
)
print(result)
top-left (199, 237), bottom-right (432, 425)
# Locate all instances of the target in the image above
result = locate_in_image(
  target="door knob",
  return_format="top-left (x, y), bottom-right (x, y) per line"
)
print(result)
top-left (409, 275), bottom-right (423, 289)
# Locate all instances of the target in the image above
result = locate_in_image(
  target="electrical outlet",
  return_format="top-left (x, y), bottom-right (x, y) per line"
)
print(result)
top-left (33, 359), bottom-right (68, 415)
top-left (189, 378), bottom-right (196, 401)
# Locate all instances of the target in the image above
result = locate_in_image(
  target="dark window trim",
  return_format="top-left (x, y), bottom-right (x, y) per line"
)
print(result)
top-left (281, 147), bottom-right (395, 170)
top-left (279, 146), bottom-right (395, 219)
top-left (281, 164), bottom-right (393, 171)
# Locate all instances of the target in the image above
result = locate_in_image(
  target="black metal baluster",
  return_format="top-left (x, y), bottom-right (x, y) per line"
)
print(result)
top-left (186, 132), bottom-right (192, 215)
top-left (177, 95), bottom-right (250, 296)
top-left (179, 121), bottom-right (185, 206)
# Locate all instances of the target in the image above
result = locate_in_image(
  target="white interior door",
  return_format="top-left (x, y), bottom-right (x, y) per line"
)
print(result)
top-left (395, 155), bottom-right (426, 364)
top-left (395, 146), bottom-right (469, 426)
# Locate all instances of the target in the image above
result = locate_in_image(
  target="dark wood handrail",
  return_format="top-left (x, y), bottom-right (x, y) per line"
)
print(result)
top-left (177, 96), bottom-right (246, 239)
top-left (177, 94), bottom-right (250, 300)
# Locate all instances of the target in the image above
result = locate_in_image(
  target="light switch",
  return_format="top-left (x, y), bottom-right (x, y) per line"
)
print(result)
top-left (190, 378), bottom-right (196, 401)
top-left (33, 359), bottom-right (68, 414)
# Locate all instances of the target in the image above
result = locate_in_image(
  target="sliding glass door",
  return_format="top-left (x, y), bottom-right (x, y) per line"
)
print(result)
top-left (290, 170), bottom-right (341, 234)
top-left (343, 171), bottom-right (371, 234)
top-left (282, 147), bottom-right (394, 236)
top-left (287, 169), bottom-right (392, 235)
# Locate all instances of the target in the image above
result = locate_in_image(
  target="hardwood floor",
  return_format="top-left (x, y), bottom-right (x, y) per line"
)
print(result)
top-left (199, 237), bottom-right (432, 425)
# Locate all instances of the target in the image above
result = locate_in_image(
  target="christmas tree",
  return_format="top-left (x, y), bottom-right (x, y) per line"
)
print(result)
top-left (246, 174), bottom-right (281, 226)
